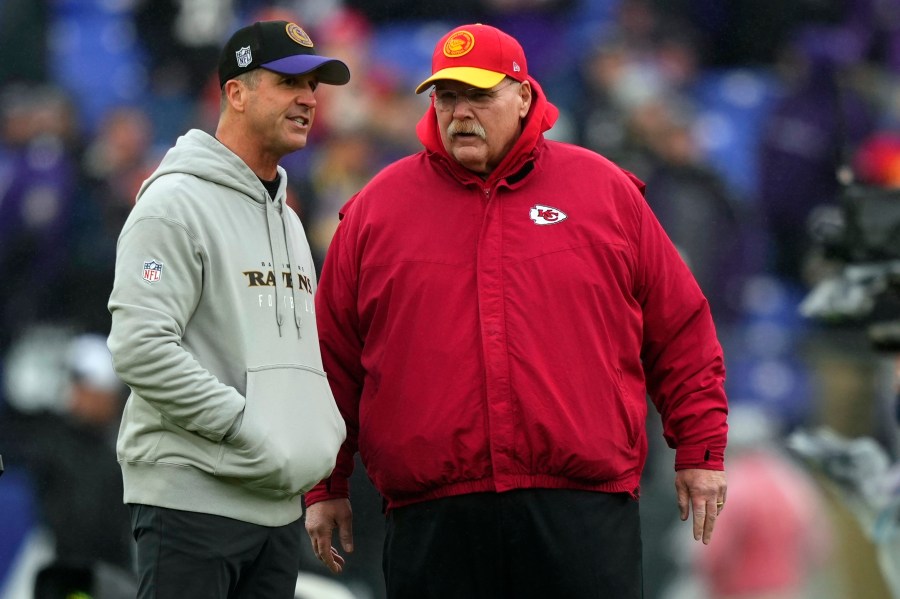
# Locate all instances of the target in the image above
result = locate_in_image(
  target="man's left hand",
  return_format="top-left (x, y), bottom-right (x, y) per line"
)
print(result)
top-left (675, 468), bottom-right (727, 544)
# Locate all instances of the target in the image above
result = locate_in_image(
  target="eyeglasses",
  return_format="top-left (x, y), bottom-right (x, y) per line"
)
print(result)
top-left (430, 81), bottom-right (520, 111)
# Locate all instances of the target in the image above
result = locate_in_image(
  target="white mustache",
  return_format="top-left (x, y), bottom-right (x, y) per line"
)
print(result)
top-left (448, 120), bottom-right (486, 140)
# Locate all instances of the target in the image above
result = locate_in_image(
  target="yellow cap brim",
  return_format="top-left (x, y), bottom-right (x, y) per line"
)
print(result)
top-left (415, 67), bottom-right (506, 94)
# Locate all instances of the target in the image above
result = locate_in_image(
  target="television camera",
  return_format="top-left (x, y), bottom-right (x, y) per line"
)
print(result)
top-left (800, 180), bottom-right (900, 352)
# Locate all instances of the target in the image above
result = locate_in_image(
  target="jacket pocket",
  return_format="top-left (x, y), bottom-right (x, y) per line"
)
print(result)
top-left (612, 366), bottom-right (644, 450)
top-left (215, 365), bottom-right (346, 496)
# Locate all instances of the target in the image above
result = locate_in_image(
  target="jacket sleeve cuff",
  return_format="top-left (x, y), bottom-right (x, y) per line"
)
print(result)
top-left (304, 476), bottom-right (350, 507)
top-left (674, 444), bottom-right (726, 471)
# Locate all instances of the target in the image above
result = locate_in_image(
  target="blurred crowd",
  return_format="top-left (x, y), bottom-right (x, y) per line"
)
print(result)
top-left (2, 0), bottom-right (900, 598)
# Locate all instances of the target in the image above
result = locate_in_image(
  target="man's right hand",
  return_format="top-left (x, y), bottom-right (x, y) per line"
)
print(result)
top-left (305, 498), bottom-right (354, 574)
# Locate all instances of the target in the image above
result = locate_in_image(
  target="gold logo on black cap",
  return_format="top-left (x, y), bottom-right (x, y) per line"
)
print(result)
top-left (286, 22), bottom-right (314, 47)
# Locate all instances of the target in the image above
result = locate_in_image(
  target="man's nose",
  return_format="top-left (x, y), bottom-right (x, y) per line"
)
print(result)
top-left (296, 89), bottom-right (317, 107)
top-left (451, 95), bottom-right (474, 117)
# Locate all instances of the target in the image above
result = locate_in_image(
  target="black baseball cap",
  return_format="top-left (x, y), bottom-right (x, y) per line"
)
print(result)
top-left (218, 20), bottom-right (350, 87)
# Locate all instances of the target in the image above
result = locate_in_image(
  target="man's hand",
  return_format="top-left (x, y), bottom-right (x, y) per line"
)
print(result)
top-left (675, 468), bottom-right (727, 545)
top-left (305, 498), bottom-right (354, 574)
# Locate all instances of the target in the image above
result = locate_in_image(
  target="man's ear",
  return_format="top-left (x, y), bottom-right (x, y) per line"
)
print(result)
top-left (518, 80), bottom-right (533, 118)
top-left (224, 79), bottom-right (247, 112)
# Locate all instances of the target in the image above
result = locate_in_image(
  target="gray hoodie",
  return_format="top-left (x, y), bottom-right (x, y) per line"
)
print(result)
top-left (108, 129), bottom-right (346, 526)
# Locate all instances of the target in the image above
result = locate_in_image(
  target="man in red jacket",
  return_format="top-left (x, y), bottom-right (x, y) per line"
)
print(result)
top-left (305, 23), bottom-right (728, 598)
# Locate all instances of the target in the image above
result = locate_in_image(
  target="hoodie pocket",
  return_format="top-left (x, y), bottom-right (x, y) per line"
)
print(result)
top-left (215, 365), bottom-right (346, 496)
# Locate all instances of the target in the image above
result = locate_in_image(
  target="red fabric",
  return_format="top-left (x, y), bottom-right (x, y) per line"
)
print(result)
top-left (305, 80), bottom-right (727, 511)
top-left (698, 450), bottom-right (831, 597)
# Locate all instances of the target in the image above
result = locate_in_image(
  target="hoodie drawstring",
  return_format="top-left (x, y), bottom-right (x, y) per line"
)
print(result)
top-left (264, 199), bottom-right (285, 336)
top-left (281, 217), bottom-right (304, 338)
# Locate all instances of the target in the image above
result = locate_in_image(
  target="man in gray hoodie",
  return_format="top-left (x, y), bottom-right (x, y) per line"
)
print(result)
top-left (107, 20), bottom-right (349, 599)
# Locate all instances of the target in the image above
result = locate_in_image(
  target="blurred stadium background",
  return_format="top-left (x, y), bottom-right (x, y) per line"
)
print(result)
top-left (2, 0), bottom-right (900, 598)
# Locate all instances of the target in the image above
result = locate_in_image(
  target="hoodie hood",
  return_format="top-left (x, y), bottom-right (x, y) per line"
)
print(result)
top-left (415, 76), bottom-right (559, 186)
top-left (137, 129), bottom-right (286, 208)
top-left (137, 129), bottom-right (304, 337)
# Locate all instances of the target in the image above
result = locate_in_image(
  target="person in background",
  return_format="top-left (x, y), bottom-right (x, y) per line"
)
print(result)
top-left (694, 405), bottom-right (831, 599)
top-left (0, 84), bottom-right (80, 355)
top-left (0, 329), bottom-right (136, 598)
top-left (38, 334), bottom-right (133, 572)
top-left (106, 20), bottom-right (349, 599)
top-left (305, 23), bottom-right (729, 598)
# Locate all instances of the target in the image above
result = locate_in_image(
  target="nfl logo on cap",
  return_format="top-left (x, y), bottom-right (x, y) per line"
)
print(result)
top-left (236, 46), bottom-right (252, 68)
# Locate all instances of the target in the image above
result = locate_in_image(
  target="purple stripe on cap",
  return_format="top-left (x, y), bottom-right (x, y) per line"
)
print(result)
top-left (261, 55), bottom-right (350, 85)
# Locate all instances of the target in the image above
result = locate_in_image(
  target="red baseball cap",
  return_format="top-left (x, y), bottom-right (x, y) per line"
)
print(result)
top-left (415, 24), bottom-right (528, 94)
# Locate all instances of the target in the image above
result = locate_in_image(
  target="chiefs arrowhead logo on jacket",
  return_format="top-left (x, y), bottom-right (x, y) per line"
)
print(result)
top-left (529, 204), bottom-right (567, 225)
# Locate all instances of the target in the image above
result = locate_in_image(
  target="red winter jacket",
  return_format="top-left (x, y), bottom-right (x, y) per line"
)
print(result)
top-left (305, 78), bottom-right (727, 510)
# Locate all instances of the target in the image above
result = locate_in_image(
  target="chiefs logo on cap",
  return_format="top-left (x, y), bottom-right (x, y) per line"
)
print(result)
top-left (443, 30), bottom-right (475, 58)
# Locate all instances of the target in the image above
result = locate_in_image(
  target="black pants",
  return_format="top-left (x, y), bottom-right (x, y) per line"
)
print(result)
top-left (383, 489), bottom-right (643, 599)
top-left (129, 504), bottom-right (303, 599)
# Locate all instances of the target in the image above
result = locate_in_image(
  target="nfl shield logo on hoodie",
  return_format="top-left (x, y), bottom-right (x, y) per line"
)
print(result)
top-left (142, 260), bottom-right (163, 283)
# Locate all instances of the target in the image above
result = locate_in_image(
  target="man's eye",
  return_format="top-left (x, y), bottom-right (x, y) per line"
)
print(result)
top-left (469, 92), bottom-right (492, 101)
top-left (435, 91), bottom-right (456, 102)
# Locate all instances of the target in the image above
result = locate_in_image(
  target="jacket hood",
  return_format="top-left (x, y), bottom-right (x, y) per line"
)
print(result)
top-left (415, 76), bottom-right (560, 185)
top-left (136, 129), bottom-right (285, 208)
